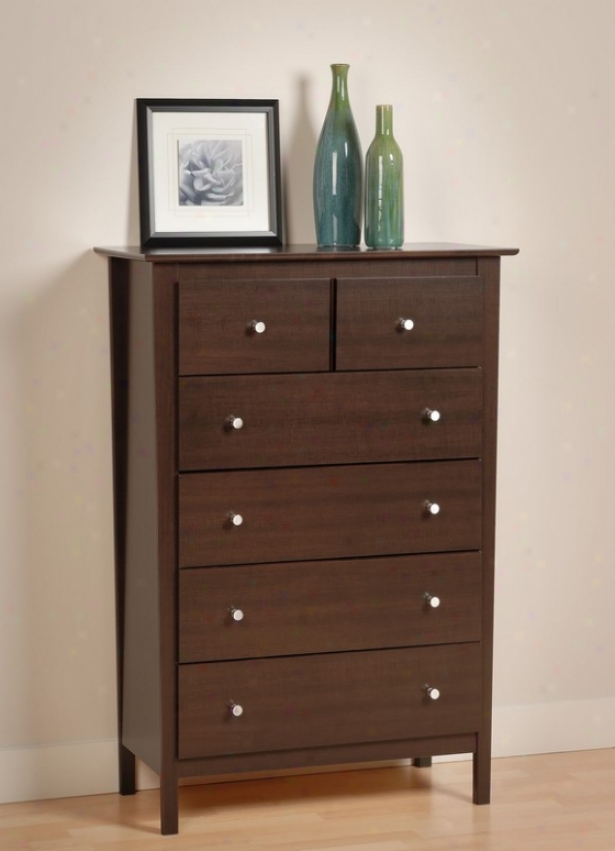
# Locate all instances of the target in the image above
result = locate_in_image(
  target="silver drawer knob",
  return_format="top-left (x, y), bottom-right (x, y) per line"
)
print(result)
top-left (249, 320), bottom-right (266, 334)
top-left (424, 594), bottom-right (441, 608)
top-left (229, 702), bottom-right (244, 717)
top-left (230, 607), bottom-right (244, 622)
top-left (425, 686), bottom-right (440, 701)
top-left (397, 317), bottom-right (414, 331)
top-left (226, 415), bottom-right (244, 430)
top-left (228, 512), bottom-right (244, 526)
top-left (424, 501), bottom-right (440, 515)
top-left (424, 408), bottom-right (441, 422)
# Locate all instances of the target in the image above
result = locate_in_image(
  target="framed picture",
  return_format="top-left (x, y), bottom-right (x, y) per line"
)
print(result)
top-left (136, 98), bottom-right (282, 247)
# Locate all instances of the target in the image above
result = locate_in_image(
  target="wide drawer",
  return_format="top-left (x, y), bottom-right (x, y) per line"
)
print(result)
top-left (179, 552), bottom-right (481, 662)
top-left (179, 278), bottom-right (330, 375)
top-left (178, 460), bottom-right (482, 567)
top-left (178, 643), bottom-right (482, 759)
top-left (178, 369), bottom-right (482, 471)
top-left (336, 276), bottom-right (484, 370)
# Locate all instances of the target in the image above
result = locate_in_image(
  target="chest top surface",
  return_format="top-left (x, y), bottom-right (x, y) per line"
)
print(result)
top-left (94, 243), bottom-right (519, 263)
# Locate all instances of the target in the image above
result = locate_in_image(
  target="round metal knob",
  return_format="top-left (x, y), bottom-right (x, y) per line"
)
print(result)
top-left (426, 686), bottom-right (440, 701)
top-left (249, 320), bottom-right (266, 334)
top-left (424, 408), bottom-right (441, 423)
top-left (424, 501), bottom-right (440, 516)
top-left (424, 594), bottom-right (441, 609)
top-left (397, 317), bottom-right (414, 331)
top-left (226, 415), bottom-right (244, 430)
top-left (230, 607), bottom-right (244, 622)
top-left (228, 512), bottom-right (244, 527)
top-left (229, 702), bottom-right (244, 717)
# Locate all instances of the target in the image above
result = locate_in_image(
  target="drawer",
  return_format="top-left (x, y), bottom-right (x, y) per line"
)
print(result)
top-left (179, 552), bottom-right (481, 662)
top-left (178, 643), bottom-right (482, 758)
top-left (336, 276), bottom-right (484, 370)
top-left (179, 278), bottom-right (330, 375)
top-left (179, 369), bottom-right (482, 471)
top-left (178, 460), bottom-right (482, 567)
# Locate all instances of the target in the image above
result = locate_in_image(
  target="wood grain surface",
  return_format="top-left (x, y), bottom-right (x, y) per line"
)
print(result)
top-left (178, 643), bottom-right (482, 759)
top-left (179, 369), bottom-right (482, 470)
top-left (336, 276), bottom-right (484, 370)
top-left (179, 552), bottom-right (482, 662)
top-left (179, 278), bottom-right (330, 375)
top-left (2, 749), bottom-right (608, 851)
top-left (178, 460), bottom-right (482, 567)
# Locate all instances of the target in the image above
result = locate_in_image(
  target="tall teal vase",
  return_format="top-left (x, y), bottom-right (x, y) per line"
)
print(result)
top-left (313, 64), bottom-right (362, 247)
top-left (365, 104), bottom-right (404, 248)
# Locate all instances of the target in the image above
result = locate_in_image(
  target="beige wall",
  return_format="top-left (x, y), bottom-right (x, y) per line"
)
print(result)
top-left (1, 0), bottom-right (614, 800)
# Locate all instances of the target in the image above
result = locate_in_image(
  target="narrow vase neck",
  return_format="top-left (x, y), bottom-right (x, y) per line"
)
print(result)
top-left (376, 105), bottom-right (394, 137)
top-left (330, 64), bottom-right (350, 108)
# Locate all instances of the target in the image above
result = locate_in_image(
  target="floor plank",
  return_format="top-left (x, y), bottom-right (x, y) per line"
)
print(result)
top-left (1, 750), bottom-right (614, 850)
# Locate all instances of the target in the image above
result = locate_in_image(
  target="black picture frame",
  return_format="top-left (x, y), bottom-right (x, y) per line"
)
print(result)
top-left (136, 98), bottom-right (283, 248)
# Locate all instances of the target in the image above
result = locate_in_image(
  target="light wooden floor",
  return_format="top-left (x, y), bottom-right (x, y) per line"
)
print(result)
top-left (2, 749), bottom-right (614, 851)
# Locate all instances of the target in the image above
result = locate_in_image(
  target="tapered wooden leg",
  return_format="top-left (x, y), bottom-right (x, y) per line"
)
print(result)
top-left (160, 772), bottom-right (179, 835)
top-left (412, 757), bottom-right (433, 768)
top-left (473, 735), bottom-right (491, 804)
top-left (119, 744), bottom-right (136, 795)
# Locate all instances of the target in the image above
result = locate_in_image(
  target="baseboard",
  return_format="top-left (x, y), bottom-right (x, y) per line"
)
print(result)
top-left (0, 739), bottom-right (123, 804)
top-left (491, 697), bottom-right (615, 757)
top-left (2, 698), bottom-right (614, 804)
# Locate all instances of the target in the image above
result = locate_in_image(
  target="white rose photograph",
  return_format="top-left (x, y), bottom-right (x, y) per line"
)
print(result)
top-left (178, 139), bottom-right (244, 207)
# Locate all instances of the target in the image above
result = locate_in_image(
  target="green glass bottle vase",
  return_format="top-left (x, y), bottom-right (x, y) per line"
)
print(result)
top-left (365, 104), bottom-right (404, 248)
top-left (313, 64), bottom-right (362, 247)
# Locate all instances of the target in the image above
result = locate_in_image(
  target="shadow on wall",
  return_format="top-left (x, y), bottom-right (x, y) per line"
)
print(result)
top-left (126, 106), bottom-right (141, 246)
top-left (11, 252), bottom-right (117, 748)
top-left (283, 76), bottom-right (318, 245)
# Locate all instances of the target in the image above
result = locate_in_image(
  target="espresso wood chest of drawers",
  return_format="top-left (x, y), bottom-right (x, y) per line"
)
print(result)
top-left (96, 243), bottom-right (518, 835)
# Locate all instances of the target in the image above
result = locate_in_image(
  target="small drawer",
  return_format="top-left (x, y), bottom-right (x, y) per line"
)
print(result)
top-left (178, 552), bottom-right (482, 663)
top-left (179, 278), bottom-right (330, 375)
top-left (178, 460), bottom-right (482, 567)
top-left (178, 369), bottom-right (482, 471)
top-left (336, 276), bottom-right (484, 370)
top-left (178, 643), bottom-right (482, 759)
